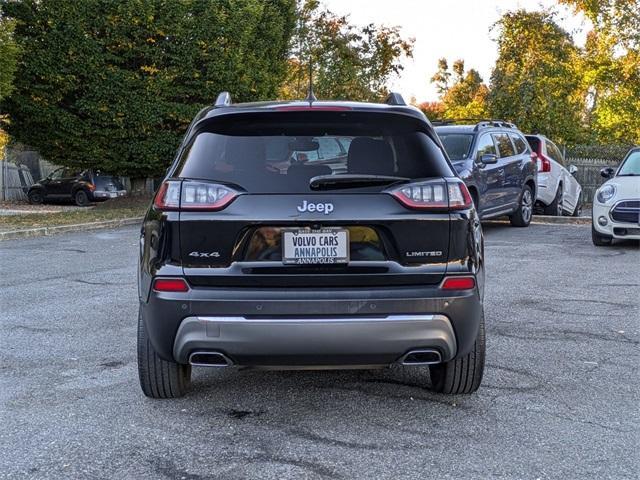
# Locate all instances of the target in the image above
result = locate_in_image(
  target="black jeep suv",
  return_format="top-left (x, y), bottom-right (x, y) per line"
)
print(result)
top-left (435, 121), bottom-right (537, 226)
top-left (137, 92), bottom-right (486, 398)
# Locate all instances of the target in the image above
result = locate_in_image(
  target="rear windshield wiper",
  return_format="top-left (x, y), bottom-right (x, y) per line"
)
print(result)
top-left (310, 174), bottom-right (410, 191)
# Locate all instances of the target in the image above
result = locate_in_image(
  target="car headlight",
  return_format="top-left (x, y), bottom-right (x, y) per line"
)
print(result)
top-left (596, 184), bottom-right (616, 203)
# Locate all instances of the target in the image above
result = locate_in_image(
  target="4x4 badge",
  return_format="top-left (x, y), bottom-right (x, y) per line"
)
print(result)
top-left (297, 200), bottom-right (334, 214)
top-left (189, 251), bottom-right (220, 258)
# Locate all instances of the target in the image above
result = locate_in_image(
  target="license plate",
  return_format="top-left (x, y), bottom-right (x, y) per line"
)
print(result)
top-left (109, 192), bottom-right (118, 198)
top-left (282, 228), bottom-right (349, 265)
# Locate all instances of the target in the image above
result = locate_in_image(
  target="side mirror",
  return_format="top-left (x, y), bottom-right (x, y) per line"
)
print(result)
top-left (568, 164), bottom-right (578, 175)
top-left (600, 167), bottom-right (615, 179)
top-left (479, 153), bottom-right (498, 165)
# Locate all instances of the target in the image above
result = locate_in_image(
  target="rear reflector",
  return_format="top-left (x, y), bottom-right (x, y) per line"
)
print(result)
top-left (441, 276), bottom-right (476, 290)
top-left (153, 278), bottom-right (189, 292)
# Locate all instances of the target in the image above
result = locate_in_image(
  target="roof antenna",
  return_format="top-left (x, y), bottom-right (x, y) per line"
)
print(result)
top-left (305, 61), bottom-right (317, 105)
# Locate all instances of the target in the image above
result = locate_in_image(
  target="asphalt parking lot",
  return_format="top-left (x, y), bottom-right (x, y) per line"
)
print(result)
top-left (1, 223), bottom-right (638, 480)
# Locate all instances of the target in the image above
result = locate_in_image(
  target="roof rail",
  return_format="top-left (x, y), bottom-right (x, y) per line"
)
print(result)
top-left (385, 92), bottom-right (406, 106)
top-left (432, 118), bottom-right (517, 130)
top-left (473, 120), bottom-right (517, 131)
top-left (215, 92), bottom-right (232, 107)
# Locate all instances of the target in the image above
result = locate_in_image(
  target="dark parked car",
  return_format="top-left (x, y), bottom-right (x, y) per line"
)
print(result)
top-left (27, 168), bottom-right (126, 206)
top-left (435, 121), bottom-right (537, 226)
top-left (137, 92), bottom-right (486, 398)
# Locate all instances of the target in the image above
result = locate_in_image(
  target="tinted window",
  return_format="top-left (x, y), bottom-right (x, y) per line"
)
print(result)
top-left (546, 141), bottom-right (565, 166)
top-left (437, 133), bottom-right (473, 160)
top-left (49, 168), bottom-right (65, 180)
top-left (292, 137), bottom-right (345, 163)
top-left (475, 134), bottom-right (497, 160)
top-left (525, 135), bottom-right (541, 154)
top-left (493, 134), bottom-right (515, 158)
top-left (177, 113), bottom-right (452, 193)
top-left (510, 134), bottom-right (529, 154)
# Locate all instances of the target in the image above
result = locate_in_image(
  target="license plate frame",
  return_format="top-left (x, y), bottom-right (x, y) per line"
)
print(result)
top-left (282, 228), bottom-right (349, 265)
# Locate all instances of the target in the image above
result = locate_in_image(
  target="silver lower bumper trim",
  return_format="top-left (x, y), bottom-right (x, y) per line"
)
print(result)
top-left (173, 314), bottom-right (457, 366)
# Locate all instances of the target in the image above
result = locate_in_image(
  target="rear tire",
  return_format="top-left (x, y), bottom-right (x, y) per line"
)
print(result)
top-left (137, 307), bottom-right (191, 399)
top-left (544, 184), bottom-right (563, 216)
top-left (74, 189), bottom-right (90, 207)
top-left (591, 225), bottom-right (612, 246)
top-left (429, 312), bottom-right (485, 394)
top-left (28, 190), bottom-right (44, 204)
top-left (509, 185), bottom-right (533, 227)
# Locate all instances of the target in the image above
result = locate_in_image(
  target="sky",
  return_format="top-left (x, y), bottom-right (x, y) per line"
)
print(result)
top-left (321, 0), bottom-right (590, 102)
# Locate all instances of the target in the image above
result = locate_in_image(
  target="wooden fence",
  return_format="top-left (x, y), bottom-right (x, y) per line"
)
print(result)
top-left (566, 157), bottom-right (619, 202)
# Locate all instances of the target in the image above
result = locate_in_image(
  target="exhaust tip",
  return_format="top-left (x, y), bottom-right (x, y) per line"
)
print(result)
top-left (189, 351), bottom-right (233, 367)
top-left (400, 349), bottom-right (442, 365)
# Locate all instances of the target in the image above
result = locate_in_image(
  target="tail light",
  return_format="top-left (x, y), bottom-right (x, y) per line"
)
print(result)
top-left (389, 180), bottom-right (472, 211)
top-left (537, 153), bottom-right (551, 173)
top-left (154, 180), bottom-right (240, 211)
top-left (441, 276), bottom-right (476, 290)
top-left (153, 278), bottom-right (189, 292)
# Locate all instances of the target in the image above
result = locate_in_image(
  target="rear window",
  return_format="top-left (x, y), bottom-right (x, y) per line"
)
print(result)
top-left (176, 112), bottom-right (452, 193)
top-left (436, 133), bottom-right (474, 160)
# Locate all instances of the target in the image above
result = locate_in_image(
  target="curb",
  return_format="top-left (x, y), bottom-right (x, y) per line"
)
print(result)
top-left (0, 217), bottom-right (143, 241)
top-left (485, 215), bottom-right (591, 226)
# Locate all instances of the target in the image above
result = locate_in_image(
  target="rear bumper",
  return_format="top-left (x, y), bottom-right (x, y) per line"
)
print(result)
top-left (91, 189), bottom-right (127, 200)
top-left (173, 314), bottom-right (457, 366)
top-left (535, 173), bottom-right (555, 206)
top-left (141, 284), bottom-right (482, 366)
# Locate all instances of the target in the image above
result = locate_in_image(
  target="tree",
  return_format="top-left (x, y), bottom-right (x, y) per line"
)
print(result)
top-left (415, 101), bottom-right (445, 120)
top-left (560, 0), bottom-right (640, 143)
top-left (0, 17), bottom-right (20, 156)
top-left (1, 0), bottom-right (296, 177)
top-left (559, 0), bottom-right (639, 50)
top-left (429, 58), bottom-right (489, 119)
top-left (0, 17), bottom-right (19, 102)
top-left (488, 10), bottom-right (585, 144)
top-left (280, 0), bottom-right (414, 101)
top-left (430, 58), bottom-right (451, 97)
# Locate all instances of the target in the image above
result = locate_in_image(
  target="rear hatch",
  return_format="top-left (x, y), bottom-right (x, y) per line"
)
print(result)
top-left (92, 172), bottom-right (125, 192)
top-left (163, 110), bottom-right (459, 287)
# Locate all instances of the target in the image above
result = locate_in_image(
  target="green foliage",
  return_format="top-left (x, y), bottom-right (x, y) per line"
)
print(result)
top-left (430, 58), bottom-right (451, 97)
top-left (429, 59), bottom-right (489, 120)
top-left (280, 0), bottom-right (414, 102)
top-left (488, 10), bottom-right (585, 144)
top-left (1, 0), bottom-right (296, 177)
top-left (0, 17), bottom-right (19, 103)
top-left (559, 0), bottom-right (640, 50)
top-left (559, 0), bottom-right (640, 144)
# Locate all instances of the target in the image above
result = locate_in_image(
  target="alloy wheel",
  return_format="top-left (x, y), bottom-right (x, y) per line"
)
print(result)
top-left (522, 189), bottom-right (532, 223)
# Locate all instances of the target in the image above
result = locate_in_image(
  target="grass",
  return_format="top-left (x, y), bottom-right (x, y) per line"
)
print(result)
top-left (0, 195), bottom-right (151, 231)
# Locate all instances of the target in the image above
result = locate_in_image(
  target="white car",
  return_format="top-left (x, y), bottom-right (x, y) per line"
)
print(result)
top-left (525, 134), bottom-right (582, 216)
top-left (592, 147), bottom-right (640, 246)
